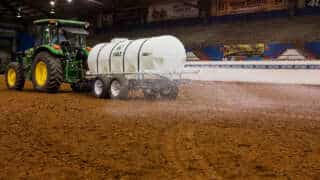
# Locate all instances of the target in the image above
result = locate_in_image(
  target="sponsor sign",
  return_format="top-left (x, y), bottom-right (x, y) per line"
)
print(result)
top-left (223, 44), bottom-right (265, 60)
top-left (148, 0), bottom-right (199, 22)
top-left (216, 0), bottom-right (287, 16)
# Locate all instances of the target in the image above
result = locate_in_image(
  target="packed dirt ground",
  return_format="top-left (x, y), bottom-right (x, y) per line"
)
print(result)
top-left (0, 75), bottom-right (320, 179)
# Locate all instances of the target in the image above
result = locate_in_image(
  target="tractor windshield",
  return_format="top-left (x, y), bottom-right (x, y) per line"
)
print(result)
top-left (52, 27), bottom-right (88, 48)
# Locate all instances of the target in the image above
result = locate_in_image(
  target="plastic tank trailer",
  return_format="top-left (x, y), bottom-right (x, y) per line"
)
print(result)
top-left (86, 35), bottom-right (187, 100)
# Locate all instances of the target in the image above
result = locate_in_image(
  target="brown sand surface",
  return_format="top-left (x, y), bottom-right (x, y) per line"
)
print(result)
top-left (0, 76), bottom-right (320, 179)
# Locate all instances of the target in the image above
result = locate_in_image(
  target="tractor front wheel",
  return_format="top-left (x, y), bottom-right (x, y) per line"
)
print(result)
top-left (32, 52), bottom-right (63, 93)
top-left (5, 62), bottom-right (25, 90)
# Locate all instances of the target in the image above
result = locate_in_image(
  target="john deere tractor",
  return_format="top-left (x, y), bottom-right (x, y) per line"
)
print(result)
top-left (5, 19), bottom-right (91, 93)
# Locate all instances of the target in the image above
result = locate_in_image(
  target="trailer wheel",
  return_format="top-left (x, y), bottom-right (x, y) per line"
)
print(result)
top-left (160, 85), bottom-right (179, 100)
top-left (109, 79), bottom-right (128, 100)
top-left (5, 62), bottom-right (25, 90)
top-left (143, 89), bottom-right (158, 100)
top-left (93, 78), bottom-right (109, 98)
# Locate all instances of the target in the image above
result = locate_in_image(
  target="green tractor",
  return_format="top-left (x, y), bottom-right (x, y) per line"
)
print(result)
top-left (5, 19), bottom-right (91, 93)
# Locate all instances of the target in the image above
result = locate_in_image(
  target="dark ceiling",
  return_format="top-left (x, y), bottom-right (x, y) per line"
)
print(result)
top-left (0, 0), bottom-right (158, 23)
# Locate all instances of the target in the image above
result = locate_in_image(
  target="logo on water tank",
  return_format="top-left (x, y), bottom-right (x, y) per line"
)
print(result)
top-left (113, 44), bottom-right (125, 56)
top-left (113, 52), bottom-right (122, 56)
top-left (142, 52), bottom-right (152, 56)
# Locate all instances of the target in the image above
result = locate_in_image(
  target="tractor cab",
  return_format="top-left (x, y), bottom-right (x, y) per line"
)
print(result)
top-left (33, 19), bottom-right (90, 59)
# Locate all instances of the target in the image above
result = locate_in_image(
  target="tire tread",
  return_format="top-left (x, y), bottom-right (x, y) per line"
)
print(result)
top-left (32, 52), bottom-right (63, 93)
top-left (5, 62), bottom-right (25, 90)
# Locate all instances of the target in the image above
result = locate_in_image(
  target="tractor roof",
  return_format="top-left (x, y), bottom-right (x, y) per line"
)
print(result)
top-left (33, 19), bottom-right (89, 28)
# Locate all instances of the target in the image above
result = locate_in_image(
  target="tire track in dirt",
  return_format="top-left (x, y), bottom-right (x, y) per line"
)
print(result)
top-left (160, 122), bottom-right (189, 179)
top-left (161, 122), bottom-right (222, 180)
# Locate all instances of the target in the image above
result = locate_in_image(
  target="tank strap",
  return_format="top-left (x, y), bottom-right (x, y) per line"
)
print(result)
top-left (122, 40), bottom-right (136, 72)
top-left (108, 40), bottom-right (126, 73)
top-left (96, 44), bottom-right (109, 74)
top-left (137, 39), bottom-right (150, 72)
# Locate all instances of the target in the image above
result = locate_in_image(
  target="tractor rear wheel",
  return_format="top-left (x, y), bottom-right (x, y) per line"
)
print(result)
top-left (32, 52), bottom-right (63, 93)
top-left (5, 62), bottom-right (25, 90)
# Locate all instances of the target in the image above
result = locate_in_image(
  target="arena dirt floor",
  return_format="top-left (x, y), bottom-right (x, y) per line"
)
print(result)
top-left (0, 75), bottom-right (320, 179)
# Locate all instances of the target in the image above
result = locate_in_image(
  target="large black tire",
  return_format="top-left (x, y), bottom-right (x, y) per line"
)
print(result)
top-left (109, 78), bottom-right (129, 100)
top-left (4, 62), bottom-right (25, 90)
top-left (32, 52), bottom-right (63, 93)
top-left (92, 77), bottom-right (110, 98)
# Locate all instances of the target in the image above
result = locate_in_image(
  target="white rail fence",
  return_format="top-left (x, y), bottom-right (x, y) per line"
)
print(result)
top-left (183, 60), bottom-right (320, 85)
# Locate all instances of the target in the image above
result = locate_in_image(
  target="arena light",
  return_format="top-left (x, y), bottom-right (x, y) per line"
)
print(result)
top-left (50, 0), bottom-right (55, 7)
top-left (67, 0), bottom-right (73, 3)
top-left (16, 7), bottom-right (22, 18)
top-left (16, 12), bottom-right (22, 18)
top-left (50, 8), bottom-right (55, 14)
top-left (88, 0), bottom-right (104, 6)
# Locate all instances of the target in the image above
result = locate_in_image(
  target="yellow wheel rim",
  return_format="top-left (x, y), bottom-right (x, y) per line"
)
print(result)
top-left (7, 68), bottom-right (16, 87)
top-left (35, 61), bottom-right (48, 87)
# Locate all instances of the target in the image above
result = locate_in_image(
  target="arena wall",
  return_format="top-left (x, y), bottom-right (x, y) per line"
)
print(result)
top-left (183, 61), bottom-right (320, 85)
top-left (90, 15), bottom-right (320, 48)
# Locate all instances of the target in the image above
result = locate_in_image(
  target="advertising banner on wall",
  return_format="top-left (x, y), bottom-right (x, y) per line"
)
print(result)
top-left (148, 0), bottom-right (199, 22)
top-left (306, 0), bottom-right (320, 7)
top-left (187, 41), bottom-right (320, 61)
top-left (216, 0), bottom-right (287, 16)
top-left (223, 44), bottom-right (265, 60)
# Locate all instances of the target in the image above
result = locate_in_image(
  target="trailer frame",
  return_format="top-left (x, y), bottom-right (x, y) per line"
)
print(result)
top-left (85, 72), bottom-right (180, 100)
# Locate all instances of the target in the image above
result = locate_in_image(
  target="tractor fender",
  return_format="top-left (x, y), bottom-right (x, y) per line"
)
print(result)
top-left (32, 45), bottom-right (64, 59)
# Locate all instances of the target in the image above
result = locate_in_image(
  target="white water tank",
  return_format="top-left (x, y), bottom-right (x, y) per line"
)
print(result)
top-left (87, 35), bottom-right (186, 78)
